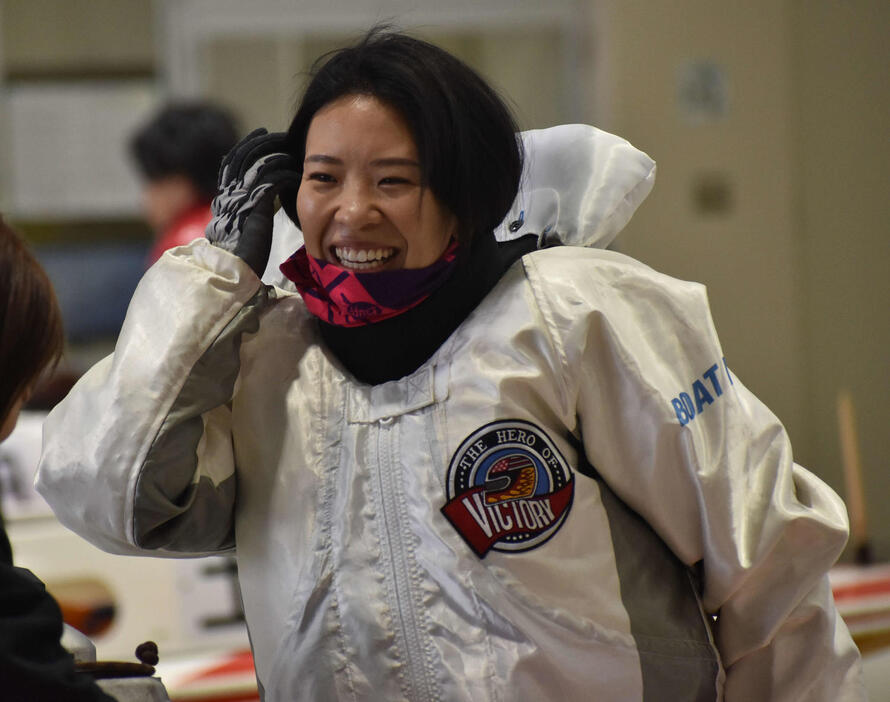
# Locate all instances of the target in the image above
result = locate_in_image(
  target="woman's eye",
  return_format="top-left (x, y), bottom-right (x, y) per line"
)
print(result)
top-left (379, 176), bottom-right (411, 186)
top-left (307, 172), bottom-right (335, 183)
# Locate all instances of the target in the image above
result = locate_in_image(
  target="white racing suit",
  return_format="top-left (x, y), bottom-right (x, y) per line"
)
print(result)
top-left (37, 125), bottom-right (863, 700)
top-left (36, 239), bottom-right (863, 701)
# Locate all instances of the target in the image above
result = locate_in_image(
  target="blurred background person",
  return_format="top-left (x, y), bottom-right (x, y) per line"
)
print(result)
top-left (129, 101), bottom-right (239, 266)
top-left (0, 215), bottom-right (114, 701)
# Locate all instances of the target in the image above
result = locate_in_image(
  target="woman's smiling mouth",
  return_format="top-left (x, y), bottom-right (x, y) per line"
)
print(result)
top-left (334, 246), bottom-right (397, 271)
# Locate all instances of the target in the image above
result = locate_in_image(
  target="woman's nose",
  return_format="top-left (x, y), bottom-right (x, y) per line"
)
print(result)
top-left (333, 183), bottom-right (380, 227)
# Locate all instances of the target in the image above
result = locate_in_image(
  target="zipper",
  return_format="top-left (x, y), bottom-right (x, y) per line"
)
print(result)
top-left (374, 418), bottom-right (437, 701)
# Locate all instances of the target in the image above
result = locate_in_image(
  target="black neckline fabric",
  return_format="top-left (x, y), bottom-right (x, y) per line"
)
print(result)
top-left (318, 233), bottom-right (538, 385)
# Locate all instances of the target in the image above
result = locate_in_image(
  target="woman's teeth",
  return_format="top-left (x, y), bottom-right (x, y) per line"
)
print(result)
top-left (335, 247), bottom-right (396, 270)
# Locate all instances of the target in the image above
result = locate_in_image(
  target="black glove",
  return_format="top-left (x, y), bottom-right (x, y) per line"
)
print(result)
top-left (205, 128), bottom-right (300, 277)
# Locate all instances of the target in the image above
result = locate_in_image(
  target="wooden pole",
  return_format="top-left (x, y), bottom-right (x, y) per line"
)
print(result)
top-left (837, 389), bottom-right (871, 564)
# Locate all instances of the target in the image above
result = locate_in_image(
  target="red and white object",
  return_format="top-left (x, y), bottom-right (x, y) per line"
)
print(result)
top-left (831, 563), bottom-right (890, 654)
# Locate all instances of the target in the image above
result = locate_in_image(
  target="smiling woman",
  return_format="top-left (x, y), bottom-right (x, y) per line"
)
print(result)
top-left (297, 95), bottom-right (456, 271)
top-left (262, 31), bottom-right (530, 381)
top-left (36, 28), bottom-right (865, 702)
top-left (282, 29), bottom-right (522, 246)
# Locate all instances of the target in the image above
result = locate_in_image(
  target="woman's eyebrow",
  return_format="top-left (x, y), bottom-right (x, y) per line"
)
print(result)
top-left (370, 158), bottom-right (420, 168)
top-left (303, 155), bottom-right (419, 168)
top-left (305, 154), bottom-right (342, 164)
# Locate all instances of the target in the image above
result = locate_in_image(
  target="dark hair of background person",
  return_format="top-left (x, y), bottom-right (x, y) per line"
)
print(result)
top-left (283, 28), bottom-right (524, 244)
top-left (0, 216), bottom-right (64, 422)
top-left (129, 102), bottom-right (240, 203)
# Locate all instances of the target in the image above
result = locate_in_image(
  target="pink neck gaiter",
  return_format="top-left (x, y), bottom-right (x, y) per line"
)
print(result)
top-left (280, 240), bottom-right (461, 327)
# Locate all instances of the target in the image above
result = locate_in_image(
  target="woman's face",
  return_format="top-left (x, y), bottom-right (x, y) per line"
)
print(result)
top-left (296, 95), bottom-right (456, 271)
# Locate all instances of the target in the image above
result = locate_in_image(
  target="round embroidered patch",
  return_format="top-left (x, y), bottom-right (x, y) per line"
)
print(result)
top-left (441, 419), bottom-right (574, 558)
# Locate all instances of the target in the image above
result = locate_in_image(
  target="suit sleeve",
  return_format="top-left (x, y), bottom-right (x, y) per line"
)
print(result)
top-left (36, 239), bottom-right (273, 556)
top-left (525, 249), bottom-right (865, 701)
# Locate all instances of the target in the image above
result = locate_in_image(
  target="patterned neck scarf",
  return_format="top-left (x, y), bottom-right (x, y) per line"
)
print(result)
top-left (280, 240), bottom-right (461, 327)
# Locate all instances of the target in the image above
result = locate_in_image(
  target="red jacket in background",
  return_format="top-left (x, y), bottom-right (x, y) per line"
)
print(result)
top-left (147, 203), bottom-right (213, 267)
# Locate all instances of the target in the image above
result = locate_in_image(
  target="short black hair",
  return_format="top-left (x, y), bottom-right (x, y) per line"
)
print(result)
top-left (130, 102), bottom-right (240, 202)
top-left (283, 29), bottom-right (523, 243)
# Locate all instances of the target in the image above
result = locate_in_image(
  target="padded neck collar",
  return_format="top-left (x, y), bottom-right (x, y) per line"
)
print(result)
top-left (318, 233), bottom-right (537, 385)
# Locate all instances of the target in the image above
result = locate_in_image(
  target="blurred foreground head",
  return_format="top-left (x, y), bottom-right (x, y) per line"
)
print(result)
top-left (0, 216), bottom-right (64, 441)
top-left (130, 102), bottom-right (239, 233)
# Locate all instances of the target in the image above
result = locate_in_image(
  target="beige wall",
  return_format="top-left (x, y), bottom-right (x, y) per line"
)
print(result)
top-left (596, 0), bottom-right (889, 559)
top-left (199, 27), bottom-right (569, 138)
top-left (597, 0), bottom-right (805, 447)
top-left (2, 0), bottom-right (154, 74)
top-left (790, 0), bottom-right (890, 559)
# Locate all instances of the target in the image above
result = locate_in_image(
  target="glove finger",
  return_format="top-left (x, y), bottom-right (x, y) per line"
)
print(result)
top-left (218, 127), bottom-right (268, 186)
top-left (235, 182), bottom-right (277, 231)
top-left (234, 132), bottom-right (291, 182)
top-left (220, 129), bottom-right (289, 186)
top-left (228, 131), bottom-right (282, 183)
top-left (242, 152), bottom-right (300, 191)
top-left (235, 165), bottom-right (301, 233)
top-left (263, 166), bottom-right (301, 201)
top-left (211, 154), bottom-right (295, 220)
top-left (256, 159), bottom-right (301, 227)
top-left (239, 167), bottom-right (299, 216)
top-left (244, 180), bottom-right (297, 225)
top-left (252, 151), bottom-right (301, 180)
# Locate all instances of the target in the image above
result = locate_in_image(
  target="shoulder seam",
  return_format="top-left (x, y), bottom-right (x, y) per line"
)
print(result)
top-left (520, 254), bottom-right (573, 415)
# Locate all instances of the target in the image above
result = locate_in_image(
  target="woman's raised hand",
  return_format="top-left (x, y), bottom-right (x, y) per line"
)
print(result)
top-left (205, 128), bottom-right (300, 277)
